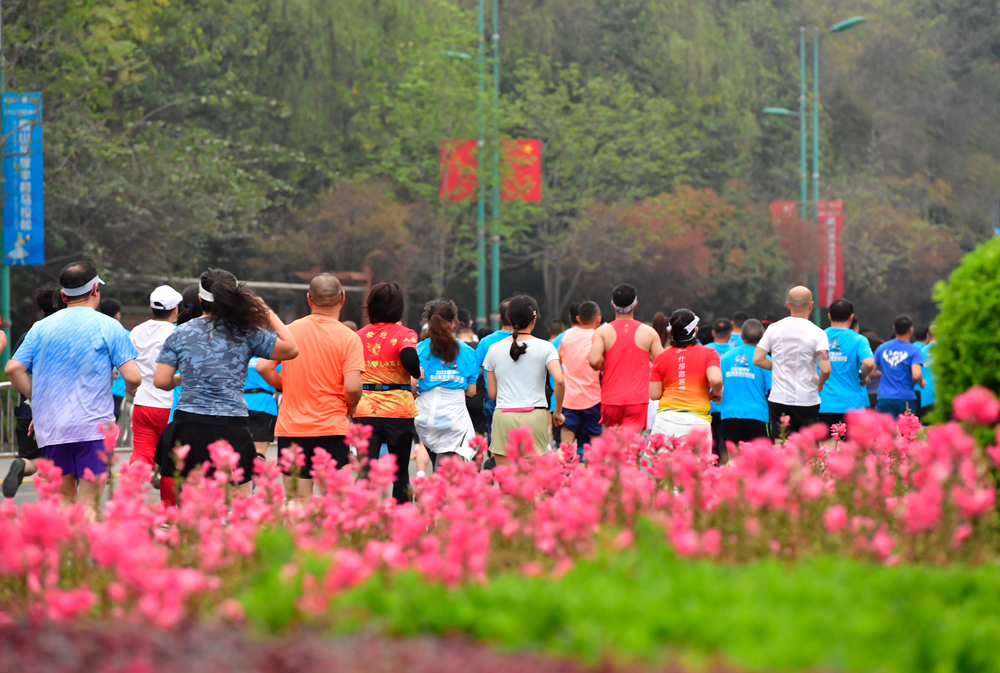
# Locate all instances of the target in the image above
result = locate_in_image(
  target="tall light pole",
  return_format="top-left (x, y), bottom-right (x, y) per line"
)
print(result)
top-left (490, 0), bottom-right (501, 330)
top-left (475, 0), bottom-right (487, 328)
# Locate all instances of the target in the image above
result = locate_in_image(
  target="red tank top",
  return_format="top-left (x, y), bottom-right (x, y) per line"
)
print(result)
top-left (601, 320), bottom-right (650, 405)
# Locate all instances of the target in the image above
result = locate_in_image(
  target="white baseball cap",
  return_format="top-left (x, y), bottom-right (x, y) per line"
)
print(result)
top-left (150, 285), bottom-right (183, 311)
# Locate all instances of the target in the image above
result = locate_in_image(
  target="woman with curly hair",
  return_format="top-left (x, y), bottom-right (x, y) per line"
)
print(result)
top-left (154, 269), bottom-right (298, 494)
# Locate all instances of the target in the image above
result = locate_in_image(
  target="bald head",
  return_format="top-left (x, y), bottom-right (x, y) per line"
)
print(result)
top-left (787, 285), bottom-right (813, 316)
top-left (309, 273), bottom-right (344, 307)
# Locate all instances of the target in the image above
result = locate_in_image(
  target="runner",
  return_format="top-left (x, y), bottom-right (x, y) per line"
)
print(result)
top-left (913, 325), bottom-right (936, 419)
top-left (873, 315), bottom-right (925, 419)
top-left (590, 284), bottom-right (663, 430)
top-left (548, 319), bottom-right (567, 341)
top-left (99, 298), bottom-right (127, 422)
top-left (355, 282), bottom-right (422, 503)
top-left (128, 285), bottom-right (183, 471)
top-left (414, 298), bottom-right (479, 465)
top-left (245, 357), bottom-right (278, 458)
top-left (2, 285), bottom-right (59, 499)
top-left (720, 319), bottom-right (771, 447)
top-left (257, 274), bottom-right (364, 506)
top-left (5, 262), bottom-right (140, 513)
top-left (558, 300), bottom-right (602, 453)
top-left (548, 302), bottom-right (580, 442)
top-left (484, 295), bottom-right (563, 463)
top-left (649, 309), bottom-right (723, 442)
top-left (706, 318), bottom-right (732, 460)
top-left (818, 299), bottom-right (875, 430)
top-left (154, 269), bottom-right (298, 494)
top-left (457, 326), bottom-right (488, 435)
top-left (475, 297), bottom-right (513, 442)
top-left (729, 311), bottom-right (748, 347)
top-left (753, 286), bottom-right (830, 436)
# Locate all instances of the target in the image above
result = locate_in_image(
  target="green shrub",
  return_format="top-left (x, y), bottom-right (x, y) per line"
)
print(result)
top-left (310, 519), bottom-right (1000, 673)
top-left (931, 237), bottom-right (1000, 422)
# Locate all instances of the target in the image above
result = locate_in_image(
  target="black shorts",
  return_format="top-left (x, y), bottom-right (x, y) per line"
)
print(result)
top-left (768, 402), bottom-right (820, 437)
top-left (817, 412), bottom-right (845, 437)
top-left (159, 410), bottom-right (256, 484)
top-left (277, 435), bottom-right (349, 479)
top-left (15, 417), bottom-right (41, 461)
top-left (721, 418), bottom-right (770, 445)
top-left (248, 410), bottom-right (277, 444)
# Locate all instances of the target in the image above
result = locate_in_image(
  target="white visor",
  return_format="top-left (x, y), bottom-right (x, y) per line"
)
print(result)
top-left (61, 275), bottom-right (104, 298)
top-left (199, 286), bottom-right (215, 303)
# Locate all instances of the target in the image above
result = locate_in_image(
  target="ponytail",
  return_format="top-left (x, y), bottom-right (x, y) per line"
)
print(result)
top-left (653, 311), bottom-right (670, 347)
top-left (506, 295), bottom-right (539, 362)
top-left (200, 268), bottom-right (269, 336)
top-left (425, 298), bottom-right (459, 363)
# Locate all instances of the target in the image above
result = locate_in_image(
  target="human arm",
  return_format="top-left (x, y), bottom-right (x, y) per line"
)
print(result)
top-left (817, 351), bottom-right (831, 391)
top-left (646, 325), bottom-right (665, 360)
top-left (707, 365), bottom-right (723, 403)
top-left (753, 347), bottom-right (773, 371)
top-left (255, 358), bottom-right (282, 390)
top-left (344, 370), bottom-right (363, 414)
top-left (265, 308), bottom-right (299, 361)
top-left (465, 383), bottom-right (477, 398)
top-left (153, 363), bottom-right (179, 390)
top-left (912, 363), bottom-right (925, 388)
top-left (547, 359), bottom-right (565, 426)
top-left (400, 347), bottom-right (422, 380)
top-left (486, 370), bottom-right (498, 400)
top-left (649, 380), bottom-right (663, 401)
top-left (5, 358), bottom-right (31, 399)
top-left (860, 357), bottom-right (876, 386)
top-left (118, 360), bottom-right (142, 397)
top-left (589, 328), bottom-right (606, 371)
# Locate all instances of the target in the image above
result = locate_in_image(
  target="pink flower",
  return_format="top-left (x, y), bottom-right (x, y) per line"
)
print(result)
top-left (902, 484), bottom-right (943, 533)
top-left (44, 587), bottom-right (95, 621)
top-left (870, 529), bottom-right (896, 560)
top-left (779, 415), bottom-right (790, 428)
top-left (951, 486), bottom-right (996, 518)
top-left (218, 599), bottom-right (245, 623)
top-left (345, 423), bottom-right (373, 454)
top-left (953, 386), bottom-right (1000, 426)
top-left (702, 528), bottom-right (722, 557)
top-left (823, 505), bottom-right (848, 533)
top-left (613, 529), bottom-right (634, 551)
top-left (830, 422), bottom-right (848, 440)
top-left (951, 522), bottom-right (973, 549)
top-left (744, 517), bottom-right (760, 537)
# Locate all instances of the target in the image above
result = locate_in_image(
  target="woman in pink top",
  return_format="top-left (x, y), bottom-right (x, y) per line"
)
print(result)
top-left (558, 301), bottom-right (603, 450)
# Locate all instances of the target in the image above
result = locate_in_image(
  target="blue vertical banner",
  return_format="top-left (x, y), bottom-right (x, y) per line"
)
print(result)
top-left (3, 92), bottom-right (43, 265)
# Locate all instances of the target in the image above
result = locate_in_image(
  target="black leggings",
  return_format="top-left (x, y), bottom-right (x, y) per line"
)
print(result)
top-left (354, 417), bottom-right (415, 503)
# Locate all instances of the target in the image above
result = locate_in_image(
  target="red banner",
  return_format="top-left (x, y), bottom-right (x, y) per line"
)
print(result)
top-left (439, 139), bottom-right (477, 202)
top-left (769, 200), bottom-right (798, 221)
top-left (817, 200), bottom-right (844, 308)
top-left (501, 139), bottom-right (542, 202)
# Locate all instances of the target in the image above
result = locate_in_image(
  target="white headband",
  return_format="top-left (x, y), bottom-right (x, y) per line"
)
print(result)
top-left (613, 297), bottom-right (638, 313)
top-left (198, 286), bottom-right (215, 302)
top-left (61, 275), bottom-right (104, 297)
top-left (685, 315), bottom-right (700, 335)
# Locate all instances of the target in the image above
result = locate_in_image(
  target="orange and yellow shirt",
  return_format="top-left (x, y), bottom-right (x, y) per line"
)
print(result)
top-left (355, 322), bottom-right (419, 419)
top-left (650, 345), bottom-right (720, 422)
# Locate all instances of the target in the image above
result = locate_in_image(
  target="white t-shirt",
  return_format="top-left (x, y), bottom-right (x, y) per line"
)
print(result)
top-left (130, 319), bottom-right (176, 408)
top-left (757, 316), bottom-right (830, 406)
top-left (483, 337), bottom-right (559, 409)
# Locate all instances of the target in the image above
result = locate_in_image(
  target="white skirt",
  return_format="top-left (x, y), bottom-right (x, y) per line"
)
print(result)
top-left (415, 386), bottom-right (478, 460)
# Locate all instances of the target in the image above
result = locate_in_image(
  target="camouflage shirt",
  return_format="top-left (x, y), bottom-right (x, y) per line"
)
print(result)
top-left (157, 317), bottom-right (277, 417)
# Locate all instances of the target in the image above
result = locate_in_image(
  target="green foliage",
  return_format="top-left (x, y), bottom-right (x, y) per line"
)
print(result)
top-left (931, 238), bottom-right (1000, 421)
top-left (318, 518), bottom-right (1000, 673)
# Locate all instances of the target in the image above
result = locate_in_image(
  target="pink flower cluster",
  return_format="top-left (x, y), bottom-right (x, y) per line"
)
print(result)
top-left (2, 387), bottom-right (1000, 625)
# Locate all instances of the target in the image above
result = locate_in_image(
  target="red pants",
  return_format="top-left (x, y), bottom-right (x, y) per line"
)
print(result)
top-left (129, 405), bottom-right (171, 466)
top-left (600, 403), bottom-right (648, 430)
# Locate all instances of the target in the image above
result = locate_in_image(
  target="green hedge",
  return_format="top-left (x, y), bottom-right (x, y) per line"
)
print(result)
top-left (271, 519), bottom-right (1000, 673)
top-left (932, 237), bottom-right (1000, 422)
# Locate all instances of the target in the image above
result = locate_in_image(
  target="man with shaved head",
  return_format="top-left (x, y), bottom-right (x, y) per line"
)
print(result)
top-left (753, 286), bottom-right (831, 437)
top-left (256, 274), bottom-right (364, 506)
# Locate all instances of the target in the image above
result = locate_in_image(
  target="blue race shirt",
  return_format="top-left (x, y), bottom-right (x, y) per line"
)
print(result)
top-left (875, 340), bottom-right (924, 401)
top-left (245, 356), bottom-right (278, 416)
top-left (728, 333), bottom-right (744, 348)
top-left (111, 328), bottom-right (131, 397)
top-left (476, 329), bottom-right (512, 416)
top-left (706, 342), bottom-right (731, 414)
top-left (820, 327), bottom-right (874, 413)
top-left (548, 331), bottom-right (566, 412)
top-left (720, 345), bottom-right (771, 423)
top-left (915, 342), bottom-right (936, 407)
top-left (13, 307), bottom-right (138, 448)
top-left (417, 339), bottom-right (478, 392)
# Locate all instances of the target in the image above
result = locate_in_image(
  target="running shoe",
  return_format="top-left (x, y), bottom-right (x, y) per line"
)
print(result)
top-left (3, 457), bottom-right (26, 498)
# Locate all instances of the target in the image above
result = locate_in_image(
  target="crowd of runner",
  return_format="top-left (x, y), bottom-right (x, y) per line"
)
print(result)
top-left (0, 261), bottom-right (936, 512)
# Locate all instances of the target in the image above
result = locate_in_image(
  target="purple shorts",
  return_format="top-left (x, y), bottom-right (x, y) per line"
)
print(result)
top-left (41, 439), bottom-right (108, 479)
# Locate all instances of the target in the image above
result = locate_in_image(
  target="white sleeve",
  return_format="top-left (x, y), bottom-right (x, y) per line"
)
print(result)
top-left (815, 328), bottom-right (830, 353)
top-left (758, 328), bottom-right (773, 354)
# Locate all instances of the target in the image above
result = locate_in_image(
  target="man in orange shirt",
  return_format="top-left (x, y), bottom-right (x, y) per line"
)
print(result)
top-left (257, 274), bottom-right (364, 507)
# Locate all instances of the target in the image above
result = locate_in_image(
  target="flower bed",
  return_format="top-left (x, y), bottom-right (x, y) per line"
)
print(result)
top-left (1, 388), bottom-right (1000, 671)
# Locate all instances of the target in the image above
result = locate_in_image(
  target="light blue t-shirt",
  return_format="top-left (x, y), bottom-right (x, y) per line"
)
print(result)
top-left (728, 333), bottom-right (744, 348)
top-left (157, 317), bottom-right (278, 417)
top-left (111, 328), bottom-right (131, 397)
top-left (915, 342), bottom-right (936, 407)
top-left (476, 329), bottom-right (512, 416)
top-left (13, 307), bottom-right (138, 448)
top-left (720, 345), bottom-right (771, 423)
top-left (245, 356), bottom-right (278, 416)
top-left (820, 327), bottom-right (874, 414)
top-left (706, 342), bottom-right (731, 414)
top-left (548, 331), bottom-right (566, 412)
top-left (875, 340), bottom-right (925, 401)
top-left (417, 339), bottom-right (478, 392)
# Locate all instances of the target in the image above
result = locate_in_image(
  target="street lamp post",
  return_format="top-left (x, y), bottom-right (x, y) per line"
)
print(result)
top-left (763, 16), bottom-right (865, 326)
top-left (475, 0), bottom-right (488, 328)
top-left (490, 0), bottom-right (501, 330)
